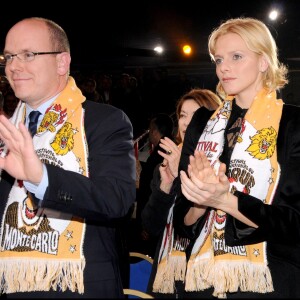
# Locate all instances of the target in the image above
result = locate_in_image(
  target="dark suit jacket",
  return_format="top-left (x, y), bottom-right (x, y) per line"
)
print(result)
top-left (0, 100), bottom-right (136, 298)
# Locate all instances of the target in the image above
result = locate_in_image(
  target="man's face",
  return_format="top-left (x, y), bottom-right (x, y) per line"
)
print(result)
top-left (4, 19), bottom-right (65, 109)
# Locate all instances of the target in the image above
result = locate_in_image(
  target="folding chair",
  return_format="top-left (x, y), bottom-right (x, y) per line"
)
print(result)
top-left (128, 252), bottom-right (153, 298)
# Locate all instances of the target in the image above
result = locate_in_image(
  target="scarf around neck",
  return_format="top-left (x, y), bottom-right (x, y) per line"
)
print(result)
top-left (153, 88), bottom-right (283, 298)
top-left (0, 77), bottom-right (87, 294)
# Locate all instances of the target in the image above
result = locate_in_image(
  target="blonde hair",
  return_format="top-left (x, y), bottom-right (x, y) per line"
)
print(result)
top-left (208, 17), bottom-right (288, 99)
top-left (175, 88), bottom-right (222, 143)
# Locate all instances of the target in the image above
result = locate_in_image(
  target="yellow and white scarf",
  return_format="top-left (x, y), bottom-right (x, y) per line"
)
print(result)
top-left (0, 77), bottom-right (87, 294)
top-left (153, 88), bottom-right (283, 298)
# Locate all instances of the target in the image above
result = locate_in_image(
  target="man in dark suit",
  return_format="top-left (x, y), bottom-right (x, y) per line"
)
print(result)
top-left (0, 17), bottom-right (136, 298)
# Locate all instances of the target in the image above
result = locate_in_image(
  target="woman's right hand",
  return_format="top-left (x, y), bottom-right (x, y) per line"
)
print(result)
top-left (158, 137), bottom-right (181, 193)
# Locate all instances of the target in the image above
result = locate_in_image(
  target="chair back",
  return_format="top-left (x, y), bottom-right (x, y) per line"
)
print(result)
top-left (128, 252), bottom-right (153, 298)
top-left (123, 288), bottom-right (154, 299)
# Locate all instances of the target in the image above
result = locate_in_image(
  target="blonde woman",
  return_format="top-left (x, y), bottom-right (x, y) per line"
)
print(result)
top-left (172, 17), bottom-right (300, 298)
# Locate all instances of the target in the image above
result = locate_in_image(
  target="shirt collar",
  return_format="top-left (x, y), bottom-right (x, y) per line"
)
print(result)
top-left (25, 94), bottom-right (59, 120)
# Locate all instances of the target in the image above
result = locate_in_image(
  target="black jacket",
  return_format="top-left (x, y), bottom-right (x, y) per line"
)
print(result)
top-left (0, 100), bottom-right (136, 298)
top-left (143, 103), bottom-right (300, 298)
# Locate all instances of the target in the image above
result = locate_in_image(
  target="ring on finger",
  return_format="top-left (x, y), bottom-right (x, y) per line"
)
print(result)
top-left (167, 150), bottom-right (172, 155)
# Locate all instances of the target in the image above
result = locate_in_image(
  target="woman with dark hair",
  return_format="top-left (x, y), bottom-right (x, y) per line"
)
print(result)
top-left (141, 88), bottom-right (221, 298)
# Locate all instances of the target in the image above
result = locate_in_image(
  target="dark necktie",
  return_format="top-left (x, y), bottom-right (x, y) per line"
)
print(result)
top-left (28, 110), bottom-right (41, 136)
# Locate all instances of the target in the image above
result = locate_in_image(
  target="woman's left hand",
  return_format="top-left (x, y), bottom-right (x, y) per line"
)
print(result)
top-left (180, 150), bottom-right (230, 209)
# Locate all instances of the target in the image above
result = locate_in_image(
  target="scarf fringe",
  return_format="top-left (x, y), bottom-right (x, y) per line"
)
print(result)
top-left (185, 259), bottom-right (274, 297)
top-left (0, 258), bottom-right (86, 294)
top-left (153, 252), bottom-right (186, 293)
